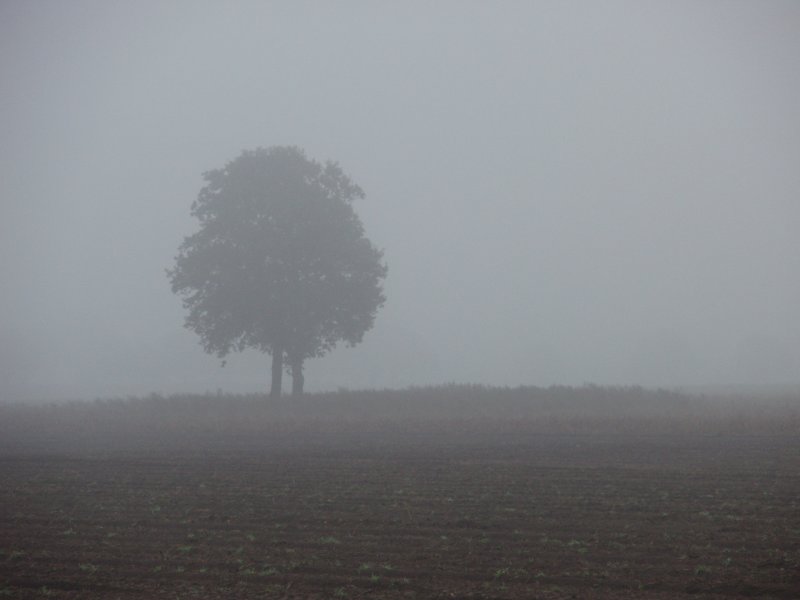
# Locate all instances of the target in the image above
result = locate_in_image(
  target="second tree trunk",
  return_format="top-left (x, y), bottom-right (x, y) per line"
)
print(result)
top-left (270, 346), bottom-right (283, 398)
top-left (291, 358), bottom-right (304, 396)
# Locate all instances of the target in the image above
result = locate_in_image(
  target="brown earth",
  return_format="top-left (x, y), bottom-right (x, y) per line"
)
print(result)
top-left (1, 424), bottom-right (799, 599)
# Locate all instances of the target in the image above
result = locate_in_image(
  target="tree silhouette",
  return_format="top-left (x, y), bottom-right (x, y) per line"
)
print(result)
top-left (168, 146), bottom-right (387, 396)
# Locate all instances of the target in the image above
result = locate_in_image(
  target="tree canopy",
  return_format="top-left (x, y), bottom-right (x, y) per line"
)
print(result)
top-left (168, 146), bottom-right (387, 396)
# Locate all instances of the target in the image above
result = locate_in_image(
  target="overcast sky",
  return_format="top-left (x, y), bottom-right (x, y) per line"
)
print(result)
top-left (2, 1), bottom-right (799, 401)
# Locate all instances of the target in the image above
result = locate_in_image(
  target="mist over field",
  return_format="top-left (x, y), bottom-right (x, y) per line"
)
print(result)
top-left (2, 1), bottom-right (799, 402)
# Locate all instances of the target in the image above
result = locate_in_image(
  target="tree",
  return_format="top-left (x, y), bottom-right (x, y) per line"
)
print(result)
top-left (167, 146), bottom-right (387, 397)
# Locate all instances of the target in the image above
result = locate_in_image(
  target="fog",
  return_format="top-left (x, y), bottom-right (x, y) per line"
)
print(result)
top-left (2, 1), bottom-right (799, 402)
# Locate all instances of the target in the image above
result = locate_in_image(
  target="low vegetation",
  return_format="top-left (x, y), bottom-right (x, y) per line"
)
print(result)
top-left (1, 385), bottom-right (798, 455)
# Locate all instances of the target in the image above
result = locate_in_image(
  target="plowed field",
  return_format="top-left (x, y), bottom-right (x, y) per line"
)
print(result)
top-left (2, 427), bottom-right (798, 599)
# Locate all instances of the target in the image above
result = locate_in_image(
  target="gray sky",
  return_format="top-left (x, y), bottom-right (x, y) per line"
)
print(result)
top-left (2, 0), bottom-right (799, 401)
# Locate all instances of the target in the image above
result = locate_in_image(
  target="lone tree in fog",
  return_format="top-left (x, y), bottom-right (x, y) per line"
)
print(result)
top-left (168, 146), bottom-right (387, 397)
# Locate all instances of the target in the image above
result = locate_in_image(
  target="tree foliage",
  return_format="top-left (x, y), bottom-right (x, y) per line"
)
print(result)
top-left (168, 146), bottom-right (387, 395)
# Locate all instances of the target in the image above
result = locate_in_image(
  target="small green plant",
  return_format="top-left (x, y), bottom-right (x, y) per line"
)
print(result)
top-left (79, 563), bottom-right (98, 573)
top-left (695, 565), bottom-right (713, 576)
top-left (494, 567), bottom-right (510, 579)
top-left (319, 536), bottom-right (341, 545)
top-left (333, 587), bottom-right (348, 598)
top-left (357, 562), bottom-right (375, 573)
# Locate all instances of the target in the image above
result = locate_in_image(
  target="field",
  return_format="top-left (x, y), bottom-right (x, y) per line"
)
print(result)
top-left (1, 386), bottom-right (799, 599)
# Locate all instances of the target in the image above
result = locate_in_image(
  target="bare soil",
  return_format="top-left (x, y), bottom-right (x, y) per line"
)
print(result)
top-left (1, 428), bottom-right (799, 599)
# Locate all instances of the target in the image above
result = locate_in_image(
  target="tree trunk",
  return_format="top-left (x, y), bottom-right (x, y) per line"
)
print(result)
top-left (291, 357), bottom-right (305, 396)
top-left (270, 346), bottom-right (283, 398)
